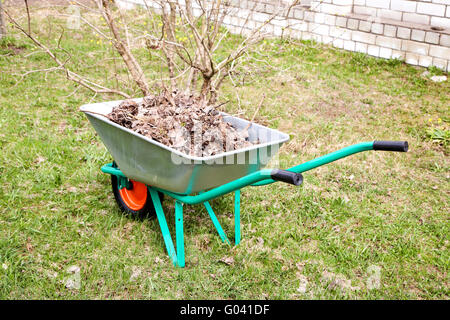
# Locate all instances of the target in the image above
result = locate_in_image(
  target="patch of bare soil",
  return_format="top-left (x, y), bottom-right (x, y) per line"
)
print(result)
top-left (108, 90), bottom-right (255, 157)
top-left (0, 41), bottom-right (26, 55)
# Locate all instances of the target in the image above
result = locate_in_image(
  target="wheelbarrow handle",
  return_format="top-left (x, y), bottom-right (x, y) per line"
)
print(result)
top-left (373, 141), bottom-right (409, 152)
top-left (271, 169), bottom-right (303, 186)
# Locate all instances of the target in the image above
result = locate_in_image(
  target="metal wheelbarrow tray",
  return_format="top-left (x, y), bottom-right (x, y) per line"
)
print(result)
top-left (81, 98), bottom-right (290, 194)
top-left (81, 99), bottom-right (409, 268)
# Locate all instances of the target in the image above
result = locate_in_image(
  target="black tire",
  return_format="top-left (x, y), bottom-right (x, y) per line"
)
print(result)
top-left (111, 174), bottom-right (163, 219)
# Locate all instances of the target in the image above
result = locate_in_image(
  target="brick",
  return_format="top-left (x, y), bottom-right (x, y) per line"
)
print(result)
top-left (322, 36), bottom-right (334, 45)
top-left (332, 0), bottom-right (353, 5)
top-left (273, 26), bottom-right (283, 37)
top-left (403, 13), bottom-right (430, 25)
top-left (244, 0), bottom-right (254, 9)
top-left (440, 34), bottom-right (450, 46)
top-left (265, 4), bottom-right (276, 14)
top-left (347, 18), bottom-right (359, 30)
top-left (432, 57), bottom-right (448, 70)
top-left (417, 2), bottom-right (446, 17)
top-left (223, 15), bottom-right (232, 25)
top-left (376, 35), bottom-right (402, 50)
top-left (330, 26), bottom-right (352, 39)
top-left (253, 12), bottom-right (270, 22)
top-left (431, 1), bottom-right (450, 5)
top-left (241, 27), bottom-right (253, 37)
top-left (402, 40), bottom-right (430, 55)
top-left (379, 47), bottom-right (393, 58)
top-left (405, 52), bottom-right (419, 65)
top-left (431, 16), bottom-right (450, 29)
top-left (390, 0), bottom-right (417, 13)
top-left (333, 38), bottom-right (344, 49)
top-left (246, 20), bottom-right (256, 29)
top-left (286, 18), bottom-right (296, 28)
top-left (272, 18), bottom-right (288, 27)
top-left (411, 29), bottom-right (426, 42)
top-left (314, 13), bottom-right (325, 24)
top-left (355, 42), bottom-right (368, 53)
top-left (311, 34), bottom-right (323, 43)
top-left (353, 5), bottom-right (377, 16)
top-left (376, 9), bottom-right (403, 21)
top-left (293, 8), bottom-right (304, 20)
top-left (425, 32), bottom-right (440, 44)
top-left (289, 30), bottom-right (303, 40)
top-left (323, 14), bottom-right (337, 26)
top-left (397, 27), bottom-right (411, 39)
top-left (352, 30), bottom-right (377, 44)
top-left (252, 2), bottom-right (265, 12)
top-left (384, 25), bottom-right (397, 37)
top-left (336, 16), bottom-right (348, 27)
top-left (304, 11), bottom-right (315, 22)
top-left (312, 24), bottom-right (330, 36)
top-left (359, 20), bottom-right (372, 32)
top-left (418, 55), bottom-right (433, 67)
top-left (320, 3), bottom-right (353, 15)
top-left (429, 45), bottom-right (450, 59)
top-left (226, 25), bottom-right (239, 34)
top-left (368, 45), bottom-right (380, 57)
top-left (392, 50), bottom-right (405, 60)
top-left (302, 32), bottom-right (313, 41)
top-left (344, 40), bottom-right (356, 51)
top-left (368, 0), bottom-right (390, 9)
top-left (237, 9), bottom-right (251, 19)
top-left (371, 23), bottom-right (384, 34)
top-left (291, 21), bottom-right (308, 31)
top-left (260, 23), bottom-right (274, 34)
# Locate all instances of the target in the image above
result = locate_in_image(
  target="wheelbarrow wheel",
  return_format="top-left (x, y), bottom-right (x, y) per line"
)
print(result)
top-left (111, 175), bottom-right (163, 219)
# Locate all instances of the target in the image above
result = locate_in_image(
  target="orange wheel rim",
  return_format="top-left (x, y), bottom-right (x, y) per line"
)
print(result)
top-left (119, 180), bottom-right (147, 211)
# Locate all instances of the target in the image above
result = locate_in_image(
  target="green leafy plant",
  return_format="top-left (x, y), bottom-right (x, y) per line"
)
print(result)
top-left (425, 118), bottom-right (449, 147)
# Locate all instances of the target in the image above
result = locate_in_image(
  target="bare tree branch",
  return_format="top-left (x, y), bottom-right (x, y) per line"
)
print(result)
top-left (5, 0), bottom-right (300, 108)
top-left (2, 7), bottom-right (131, 98)
top-left (97, 0), bottom-right (151, 95)
top-left (0, 0), bottom-right (6, 39)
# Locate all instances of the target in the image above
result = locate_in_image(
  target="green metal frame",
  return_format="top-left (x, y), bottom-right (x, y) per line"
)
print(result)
top-left (101, 141), bottom-right (378, 267)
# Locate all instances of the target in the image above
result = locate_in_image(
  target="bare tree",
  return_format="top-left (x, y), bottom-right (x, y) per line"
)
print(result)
top-left (149, 0), bottom-right (300, 105)
top-left (3, 0), bottom-right (300, 104)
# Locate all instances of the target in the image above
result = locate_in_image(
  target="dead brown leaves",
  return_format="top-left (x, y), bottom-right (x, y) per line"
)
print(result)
top-left (108, 90), bottom-right (254, 157)
top-left (219, 256), bottom-right (235, 266)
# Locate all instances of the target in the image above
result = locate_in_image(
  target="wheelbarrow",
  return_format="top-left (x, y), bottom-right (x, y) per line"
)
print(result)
top-left (81, 99), bottom-right (409, 268)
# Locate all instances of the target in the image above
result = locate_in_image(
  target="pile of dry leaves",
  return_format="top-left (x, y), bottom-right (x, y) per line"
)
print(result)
top-left (108, 90), bottom-right (254, 157)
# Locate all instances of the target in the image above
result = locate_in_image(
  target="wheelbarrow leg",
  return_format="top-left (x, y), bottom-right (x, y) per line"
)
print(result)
top-left (235, 189), bottom-right (241, 246)
top-left (149, 188), bottom-right (178, 266)
top-left (203, 200), bottom-right (230, 244)
top-left (175, 200), bottom-right (185, 268)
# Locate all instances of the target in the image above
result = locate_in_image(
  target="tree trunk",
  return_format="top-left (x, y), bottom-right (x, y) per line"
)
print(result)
top-left (101, 0), bottom-right (150, 96)
top-left (0, 0), bottom-right (6, 39)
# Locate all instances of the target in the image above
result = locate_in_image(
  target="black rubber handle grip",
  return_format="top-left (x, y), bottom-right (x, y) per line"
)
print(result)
top-left (373, 141), bottom-right (409, 152)
top-left (271, 169), bottom-right (303, 186)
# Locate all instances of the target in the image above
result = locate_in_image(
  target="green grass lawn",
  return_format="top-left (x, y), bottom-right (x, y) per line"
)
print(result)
top-left (0, 5), bottom-right (448, 299)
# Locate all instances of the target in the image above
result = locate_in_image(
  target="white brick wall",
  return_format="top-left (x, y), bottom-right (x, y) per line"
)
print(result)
top-left (431, 16), bottom-right (450, 28)
top-left (417, 2), bottom-right (446, 17)
top-left (391, 1), bottom-right (417, 13)
top-left (359, 0), bottom-right (450, 27)
top-left (119, 0), bottom-right (450, 72)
